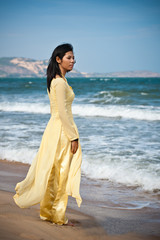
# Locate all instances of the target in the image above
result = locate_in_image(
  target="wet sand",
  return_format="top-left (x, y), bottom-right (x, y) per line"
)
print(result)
top-left (0, 159), bottom-right (160, 240)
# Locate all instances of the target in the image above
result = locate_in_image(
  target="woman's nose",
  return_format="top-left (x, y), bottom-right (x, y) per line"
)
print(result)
top-left (70, 57), bottom-right (75, 63)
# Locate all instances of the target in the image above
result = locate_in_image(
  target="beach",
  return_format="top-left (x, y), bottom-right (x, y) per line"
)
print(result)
top-left (0, 159), bottom-right (160, 240)
top-left (0, 77), bottom-right (160, 239)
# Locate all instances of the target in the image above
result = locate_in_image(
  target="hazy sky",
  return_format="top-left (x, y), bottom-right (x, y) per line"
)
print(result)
top-left (0, 0), bottom-right (160, 73)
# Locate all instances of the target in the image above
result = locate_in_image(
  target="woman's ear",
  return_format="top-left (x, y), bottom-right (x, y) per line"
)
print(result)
top-left (56, 56), bottom-right (61, 64)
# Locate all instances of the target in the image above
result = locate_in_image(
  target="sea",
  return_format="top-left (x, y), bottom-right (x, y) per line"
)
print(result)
top-left (0, 77), bottom-right (160, 213)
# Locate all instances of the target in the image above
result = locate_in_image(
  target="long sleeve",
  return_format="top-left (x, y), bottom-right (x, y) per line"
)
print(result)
top-left (53, 79), bottom-right (79, 141)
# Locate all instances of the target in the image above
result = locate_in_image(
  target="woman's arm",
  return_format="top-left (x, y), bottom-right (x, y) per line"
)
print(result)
top-left (54, 79), bottom-right (79, 142)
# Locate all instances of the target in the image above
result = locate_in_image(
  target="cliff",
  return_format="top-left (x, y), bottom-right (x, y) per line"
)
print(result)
top-left (0, 57), bottom-right (160, 78)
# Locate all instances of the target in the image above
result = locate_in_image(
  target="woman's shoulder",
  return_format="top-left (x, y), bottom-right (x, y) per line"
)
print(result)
top-left (51, 77), bottom-right (66, 88)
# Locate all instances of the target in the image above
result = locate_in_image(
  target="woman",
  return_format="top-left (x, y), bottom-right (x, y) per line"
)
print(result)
top-left (13, 43), bottom-right (82, 226)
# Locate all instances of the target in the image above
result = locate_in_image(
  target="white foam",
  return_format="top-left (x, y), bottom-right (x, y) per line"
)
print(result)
top-left (81, 156), bottom-right (160, 192)
top-left (99, 78), bottom-right (111, 81)
top-left (0, 147), bottom-right (37, 164)
top-left (1, 127), bottom-right (160, 193)
top-left (90, 91), bottom-right (121, 104)
top-left (89, 78), bottom-right (112, 81)
top-left (0, 102), bottom-right (50, 114)
top-left (2, 145), bottom-right (159, 192)
top-left (73, 104), bottom-right (160, 121)
top-left (100, 202), bottom-right (150, 210)
top-left (1, 101), bottom-right (160, 121)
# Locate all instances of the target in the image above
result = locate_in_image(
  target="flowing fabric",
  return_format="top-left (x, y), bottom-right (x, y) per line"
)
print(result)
top-left (13, 77), bottom-right (82, 225)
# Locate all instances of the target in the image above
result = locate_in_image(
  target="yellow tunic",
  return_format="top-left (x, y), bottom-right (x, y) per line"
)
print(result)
top-left (13, 77), bottom-right (82, 225)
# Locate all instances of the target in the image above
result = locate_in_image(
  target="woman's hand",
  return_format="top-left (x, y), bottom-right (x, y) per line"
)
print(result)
top-left (71, 139), bottom-right (78, 154)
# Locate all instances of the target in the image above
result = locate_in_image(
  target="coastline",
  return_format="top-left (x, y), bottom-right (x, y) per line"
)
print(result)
top-left (0, 159), bottom-right (160, 240)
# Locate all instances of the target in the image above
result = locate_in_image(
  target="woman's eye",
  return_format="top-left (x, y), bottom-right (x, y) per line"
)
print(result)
top-left (67, 56), bottom-right (74, 60)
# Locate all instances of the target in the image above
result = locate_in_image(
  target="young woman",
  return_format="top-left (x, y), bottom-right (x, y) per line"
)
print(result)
top-left (13, 43), bottom-right (82, 226)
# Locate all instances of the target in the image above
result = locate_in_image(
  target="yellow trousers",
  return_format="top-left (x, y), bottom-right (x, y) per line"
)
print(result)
top-left (40, 128), bottom-right (73, 225)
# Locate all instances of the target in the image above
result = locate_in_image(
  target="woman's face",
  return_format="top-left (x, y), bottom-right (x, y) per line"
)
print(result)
top-left (57, 51), bottom-right (75, 74)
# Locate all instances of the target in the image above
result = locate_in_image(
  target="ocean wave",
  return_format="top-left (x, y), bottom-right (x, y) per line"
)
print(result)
top-left (0, 147), bottom-right (37, 164)
top-left (1, 101), bottom-right (160, 121)
top-left (89, 78), bottom-right (112, 81)
top-left (1, 146), bottom-right (159, 192)
top-left (99, 78), bottom-right (112, 81)
top-left (90, 91), bottom-right (125, 104)
top-left (73, 104), bottom-right (160, 121)
top-left (81, 156), bottom-right (160, 192)
top-left (0, 102), bottom-right (50, 114)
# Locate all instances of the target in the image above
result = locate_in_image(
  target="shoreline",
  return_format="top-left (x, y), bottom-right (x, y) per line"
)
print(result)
top-left (0, 159), bottom-right (160, 240)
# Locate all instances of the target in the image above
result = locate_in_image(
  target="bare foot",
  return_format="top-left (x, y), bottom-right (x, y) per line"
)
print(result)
top-left (64, 220), bottom-right (75, 227)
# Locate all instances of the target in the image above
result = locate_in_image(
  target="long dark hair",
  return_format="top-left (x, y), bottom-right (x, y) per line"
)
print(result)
top-left (47, 43), bottom-right (73, 92)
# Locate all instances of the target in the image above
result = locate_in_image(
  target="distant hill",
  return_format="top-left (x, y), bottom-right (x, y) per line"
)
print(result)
top-left (0, 57), bottom-right (83, 78)
top-left (0, 57), bottom-right (160, 78)
top-left (82, 71), bottom-right (160, 78)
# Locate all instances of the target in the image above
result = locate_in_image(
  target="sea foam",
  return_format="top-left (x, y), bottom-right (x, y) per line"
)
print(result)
top-left (1, 145), bottom-right (159, 192)
top-left (1, 101), bottom-right (160, 121)
top-left (81, 155), bottom-right (160, 192)
top-left (0, 102), bottom-right (50, 114)
top-left (73, 104), bottom-right (160, 121)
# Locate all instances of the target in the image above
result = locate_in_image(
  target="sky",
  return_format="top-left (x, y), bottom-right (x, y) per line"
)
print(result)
top-left (0, 0), bottom-right (160, 73)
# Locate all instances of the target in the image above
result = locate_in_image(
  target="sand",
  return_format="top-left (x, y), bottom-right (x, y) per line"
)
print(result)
top-left (0, 159), bottom-right (160, 240)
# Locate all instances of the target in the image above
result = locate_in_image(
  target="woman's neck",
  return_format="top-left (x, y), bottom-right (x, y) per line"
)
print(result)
top-left (59, 65), bottom-right (67, 77)
top-left (55, 74), bottom-right (67, 82)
